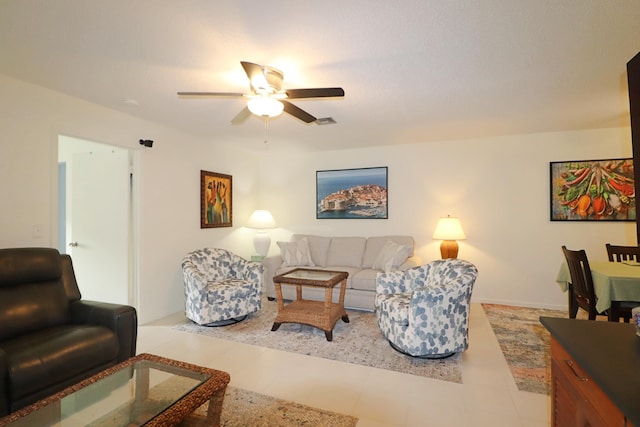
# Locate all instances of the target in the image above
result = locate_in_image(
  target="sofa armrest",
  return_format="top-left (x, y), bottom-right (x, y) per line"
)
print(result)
top-left (263, 255), bottom-right (282, 297)
top-left (70, 301), bottom-right (137, 363)
top-left (399, 255), bottom-right (421, 270)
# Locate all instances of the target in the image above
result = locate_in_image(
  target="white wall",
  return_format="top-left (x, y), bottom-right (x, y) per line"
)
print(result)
top-left (0, 74), bottom-right (260, 324)
top-left (1, 71), bottom-right (636, 320)
top-left (258, 128), bottom-right (636, 309)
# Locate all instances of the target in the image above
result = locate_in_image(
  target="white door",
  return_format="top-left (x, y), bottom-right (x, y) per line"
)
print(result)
top-left (70, 150), bottom-right (130, 305)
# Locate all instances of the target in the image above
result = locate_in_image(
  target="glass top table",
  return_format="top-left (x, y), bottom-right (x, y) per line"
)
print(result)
top-left (0, 353), bottom-right (230, 427)
top-left (273, 268), bottom-right (348, 287)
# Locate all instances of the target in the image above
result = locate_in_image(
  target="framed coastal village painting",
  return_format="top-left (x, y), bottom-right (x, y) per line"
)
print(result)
top-left (550, 158), bottom-right (635, 221)
top-left (200, 170), bottom-right (232, 228)
top-left (316, 166), bottom-right (388, 219)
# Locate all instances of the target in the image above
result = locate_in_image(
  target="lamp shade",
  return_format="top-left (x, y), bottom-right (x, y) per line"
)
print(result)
top-left (432, 216), bottom-right (466, 240)
top-left (247, 210), bottom-right (277, 229)
top-left (247, 97), bottom-right (284, 117)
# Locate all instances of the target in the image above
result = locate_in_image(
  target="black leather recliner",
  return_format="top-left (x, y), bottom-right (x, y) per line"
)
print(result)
top-left (0, 247), bottom-right (137, 416)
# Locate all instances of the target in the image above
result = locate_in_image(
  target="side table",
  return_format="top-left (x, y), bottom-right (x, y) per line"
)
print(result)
top-left (271, 268), bottom-right (349, 341)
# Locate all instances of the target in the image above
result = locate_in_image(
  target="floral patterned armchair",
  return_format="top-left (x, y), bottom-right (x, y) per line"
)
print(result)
top-left (375, 258), bottom-right (478, 358)
top-left (182, 248), bottom-right (262, 326)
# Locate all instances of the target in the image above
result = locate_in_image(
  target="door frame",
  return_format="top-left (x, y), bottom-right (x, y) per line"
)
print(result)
top-left (56, 135), bottom-right (139, 308)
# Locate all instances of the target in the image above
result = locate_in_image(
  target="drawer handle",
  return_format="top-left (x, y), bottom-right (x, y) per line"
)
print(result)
top-left (564, 359), bottom-right (589, 382)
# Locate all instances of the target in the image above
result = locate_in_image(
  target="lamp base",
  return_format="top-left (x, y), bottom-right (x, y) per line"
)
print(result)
top-left (253, 232), bottom-right (271, 257)
top-left (440, 240), bottom-right (459, 259)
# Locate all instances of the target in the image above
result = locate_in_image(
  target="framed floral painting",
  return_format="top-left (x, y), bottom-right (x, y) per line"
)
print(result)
top-left (550, 158), bottom-right (635, 221)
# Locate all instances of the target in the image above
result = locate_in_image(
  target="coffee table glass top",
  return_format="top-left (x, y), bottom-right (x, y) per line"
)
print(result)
top-left (279, 268), bottom-right (344, 281)
top-left (2, 356), bottom-right (212, 427)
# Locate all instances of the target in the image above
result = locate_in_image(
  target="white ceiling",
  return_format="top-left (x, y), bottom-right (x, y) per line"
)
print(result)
top-left (1, 1), bottom-right (639, 153)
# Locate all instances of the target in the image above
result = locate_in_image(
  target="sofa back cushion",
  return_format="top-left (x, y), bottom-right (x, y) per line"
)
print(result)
top-left (326, 237), bottom-right (367, 268)
top-left (372, 240), bottom-right (414, 272)
top-left (362, 236), bottom-right (415, 268)
top-left (277, 238), bottom-right (314, 267)
top-left (292, 234), bottom-right (331, 267)
top-left (0, 248), bottom-right (71, 341)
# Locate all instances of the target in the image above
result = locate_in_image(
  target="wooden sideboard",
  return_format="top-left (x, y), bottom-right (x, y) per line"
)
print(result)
top-left (541, 317), bottom-right (640, 427)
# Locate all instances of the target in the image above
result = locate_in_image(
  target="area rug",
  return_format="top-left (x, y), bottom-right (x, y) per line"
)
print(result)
top-left (202, 386), bottom-right (358, 427)
top-left (85, 375), bottom-right (357, 427)
top-left (481, 303), bottom-right (568, 395)
top-left (174, 299), bottom-right (462, 383)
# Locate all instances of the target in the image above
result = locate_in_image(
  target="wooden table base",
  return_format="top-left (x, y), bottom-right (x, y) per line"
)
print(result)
top-left (271, 269), bottom-right (349, 342)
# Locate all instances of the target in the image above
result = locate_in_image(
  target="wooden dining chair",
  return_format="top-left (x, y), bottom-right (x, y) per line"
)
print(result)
top-left (605, 243), bottom-right (640, 262)
top-left (562, 246), bottom-right (634, 322)
top-left (561, 246), bottom-right (604, 320)
top-left (604, 243), bottom-right (640, 322)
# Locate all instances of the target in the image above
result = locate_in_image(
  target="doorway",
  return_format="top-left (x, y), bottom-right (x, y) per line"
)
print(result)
top-left (57, 135), bottom-right (134, 306)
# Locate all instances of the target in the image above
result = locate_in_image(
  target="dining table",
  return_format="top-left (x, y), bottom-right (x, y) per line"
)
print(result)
top-left (556, 260), bottom-right (640, 316)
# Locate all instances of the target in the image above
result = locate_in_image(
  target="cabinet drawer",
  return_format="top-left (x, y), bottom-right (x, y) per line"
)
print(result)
top-left (551, 339), bottom-right (625, 426)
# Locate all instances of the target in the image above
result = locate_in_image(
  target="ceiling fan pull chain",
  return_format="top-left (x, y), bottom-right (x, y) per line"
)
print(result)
top-left (263, 115), bottom-right (269, 144)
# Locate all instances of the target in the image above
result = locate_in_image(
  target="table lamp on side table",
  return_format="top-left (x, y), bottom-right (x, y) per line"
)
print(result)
top-left (432, 215), bottom-right (466, 259)
top-left (247, 210), bottom-right (277, 260)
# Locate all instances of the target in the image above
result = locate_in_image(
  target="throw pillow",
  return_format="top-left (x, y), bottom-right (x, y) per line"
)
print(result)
top-left (372, 240), bottom-right (412, 272)
top-left (277, 238), bottom-right (315, 267)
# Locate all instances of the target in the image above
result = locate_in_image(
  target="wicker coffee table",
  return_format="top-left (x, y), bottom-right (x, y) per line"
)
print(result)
top-left (271, 268), bottom-right (349, 341)
top-left (0, 353), bottom-right (230, 427)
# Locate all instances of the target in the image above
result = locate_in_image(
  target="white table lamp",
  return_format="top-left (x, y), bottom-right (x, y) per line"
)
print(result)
top-left (432, 215), bottom-right (466, 259)
top-left (247, 210), bottom-right (277, 257)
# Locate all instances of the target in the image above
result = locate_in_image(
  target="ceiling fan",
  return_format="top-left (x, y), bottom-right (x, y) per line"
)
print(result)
top-left (177, 61), bottom-right (345, 125)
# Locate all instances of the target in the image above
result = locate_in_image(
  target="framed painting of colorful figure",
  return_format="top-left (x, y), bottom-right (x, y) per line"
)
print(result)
top-left (201, 170), bottom-right (232, 228)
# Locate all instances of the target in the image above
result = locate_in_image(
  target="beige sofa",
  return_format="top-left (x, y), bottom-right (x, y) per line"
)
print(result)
top-left (263, 234), bottom-right (420, 311)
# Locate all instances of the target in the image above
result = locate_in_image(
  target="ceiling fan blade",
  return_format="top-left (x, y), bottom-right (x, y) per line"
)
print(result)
top-left (241, 61), bottom-right (268, 92)
top-left (282, 100), bottom-right (316, 123)
top-left (285, 87), bottom-right (345, 99)
top-left (231, 107), bottom-right (252, 125)
top-left (177, 92), bottom-right (245, 98)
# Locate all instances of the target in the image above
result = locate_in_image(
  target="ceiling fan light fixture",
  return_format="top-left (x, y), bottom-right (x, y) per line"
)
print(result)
top-left (247, 96), bottom-right (284, 117)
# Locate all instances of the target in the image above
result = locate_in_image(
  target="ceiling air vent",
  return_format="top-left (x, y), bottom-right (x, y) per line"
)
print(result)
top-left (316, 117), bottom-right (336, 125)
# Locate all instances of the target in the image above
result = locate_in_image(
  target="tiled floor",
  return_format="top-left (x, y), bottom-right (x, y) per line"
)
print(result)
top-left (137, 303), bottom-right (550, 426)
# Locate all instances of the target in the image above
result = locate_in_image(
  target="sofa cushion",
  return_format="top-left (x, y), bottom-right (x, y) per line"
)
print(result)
top-left (326, 237), bottom-right (366, 268)
top-left (351, 269), bottom-right (379, 292)
top-left (372, 240), bottom-right (413, 272)
top-left (4, 325), bottom-right (118, 400)
top-left (292, 234), bottom-right (331, 267)
top-left (277, 238), bottom-right (315, 267)
top-left (0, 282), bottom-right (70, 342)
top-left (362, 236), bottom-right (415, 268)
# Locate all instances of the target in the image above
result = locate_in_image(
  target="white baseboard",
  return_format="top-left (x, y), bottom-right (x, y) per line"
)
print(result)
top-left (472, 297), bottom-right (566, 311)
